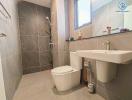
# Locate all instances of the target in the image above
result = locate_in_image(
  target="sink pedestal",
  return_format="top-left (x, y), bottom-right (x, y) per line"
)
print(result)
top-left (96, 61), bottom-right (117, 83)
top-left (77, 50), bottom-right (132, 83)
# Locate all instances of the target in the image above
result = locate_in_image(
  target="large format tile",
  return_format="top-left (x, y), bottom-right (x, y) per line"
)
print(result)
top-left (21, 36), bottom-right (38, 52)
top-left (22, 51), bottom-right (39, 68)
top-left (36, 6), bottom-right (51, 36)
top-left (19, 1), bottom-right (52, 74)
top-left (37, 6), bottom-right (50, 18)
top-left (23, 67), bottom-right (41, 74)
top-left (39, 52), bottom-right (52, 66)
top-left (40, 66), bottom-right (52, 71)
top-left (18, 1), bottom-right (37, 19)
top-left (38, 36), bottom-right (50, 52)
top-left (13, 71), bottom-right (105, 100)
top-left (19, 17), bottom-right (38, 36)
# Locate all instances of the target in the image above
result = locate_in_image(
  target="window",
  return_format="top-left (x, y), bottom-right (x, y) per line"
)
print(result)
top-left (75, 0), bottom-right (91, 29)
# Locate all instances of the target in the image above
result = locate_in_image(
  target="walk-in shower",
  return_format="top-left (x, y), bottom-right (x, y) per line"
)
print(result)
top-left (19, 2), bottom-right (53, 74)
top-left (45, 16), bottom-right (53, 67)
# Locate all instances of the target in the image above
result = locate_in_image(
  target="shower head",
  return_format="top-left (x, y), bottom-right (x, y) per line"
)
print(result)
top-left (46, 16), bottom-right (49, 20)
top-left (45, 16), bottom-right (51, 26)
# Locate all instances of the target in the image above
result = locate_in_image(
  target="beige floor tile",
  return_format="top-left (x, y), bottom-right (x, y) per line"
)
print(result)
top-left (13, 70), bottom-right (105, 100)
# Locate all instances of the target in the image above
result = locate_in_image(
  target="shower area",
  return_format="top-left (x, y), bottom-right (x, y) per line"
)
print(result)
top-left (18, 1), bottom-right (52, 74)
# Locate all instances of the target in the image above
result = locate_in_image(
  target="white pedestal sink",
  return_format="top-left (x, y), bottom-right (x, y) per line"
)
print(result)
top-left (76, 50), bottom-right (132, 83)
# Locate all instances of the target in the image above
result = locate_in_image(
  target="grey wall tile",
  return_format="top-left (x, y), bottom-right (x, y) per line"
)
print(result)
top-left (38, 36), bottom-right (50, 52)
top-left (23, 67), bottom-right (40, 74)
top-left (21, 36), bottom-right (38, 52)
top-left (19, 17), bottom-right (38, 36)
top-left (39, 52), bottom-right (52, 66)
top-left (18, 1), bottom-right (37, 19)
top-left (37, 6), bottom-right (50, 18)
top-left (22, 51), bottom-right (39, 68)
top-left (19, 1), bottom-right (51, 74)
top-left (40, 65), bottom-right (52, 71)
top-left (36, 6), bottom-right (51, 36)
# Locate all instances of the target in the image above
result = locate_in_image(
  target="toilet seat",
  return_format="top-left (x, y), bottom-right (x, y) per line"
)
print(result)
top-left (52, 66), bottom-right (73, 74)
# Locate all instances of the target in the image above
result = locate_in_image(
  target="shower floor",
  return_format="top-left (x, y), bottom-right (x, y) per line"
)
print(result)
top-left (13, 70), bottom-right (105, 100)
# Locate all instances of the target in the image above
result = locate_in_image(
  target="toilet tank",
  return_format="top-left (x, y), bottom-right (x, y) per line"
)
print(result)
top-left (70, 52), bottom-right (82, 70)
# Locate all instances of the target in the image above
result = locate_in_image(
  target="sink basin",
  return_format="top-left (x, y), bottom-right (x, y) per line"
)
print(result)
top-left (77, 50), bottom-right (132, 64)
top-left (77, 50), bottom-right (132, 83)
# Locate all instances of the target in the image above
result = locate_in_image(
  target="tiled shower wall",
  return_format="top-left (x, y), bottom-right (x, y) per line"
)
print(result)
top-left (18, 1), bottom-right (52, 74)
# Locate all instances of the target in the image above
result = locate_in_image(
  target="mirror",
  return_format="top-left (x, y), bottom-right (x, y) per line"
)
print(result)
top-left (124, 0), bottom-right (132, 31)
top-left (91, 0), bottom-right (132, 37)
top-left (74, 0), bottom-right (91, 29)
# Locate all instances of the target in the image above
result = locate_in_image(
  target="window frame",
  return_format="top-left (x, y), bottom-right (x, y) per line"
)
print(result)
top-left (74, 0), bottom-right (92, 30)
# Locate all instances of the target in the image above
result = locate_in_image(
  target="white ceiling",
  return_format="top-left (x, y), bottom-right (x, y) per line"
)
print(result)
top-left (92, 0), bottom-right (112, 12)
top-left (22, 0), bottom-right (51, 8)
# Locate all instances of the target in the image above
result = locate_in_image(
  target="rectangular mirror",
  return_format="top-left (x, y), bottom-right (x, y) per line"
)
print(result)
top-left (92, 0), bottom-right (132, 37)
top-left (74, 0), bottom-right (91, 29)
top-left (74, 0), bottom-right (132, 39)
top-left (124, 0), bottom-right (132, 30)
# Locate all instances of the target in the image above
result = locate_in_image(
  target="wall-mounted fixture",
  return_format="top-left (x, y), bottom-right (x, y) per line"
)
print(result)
top-left (74, 0), bottom-right (91, 29)
top-left (0, 33), bottom-right (6, 37)
top-left (77, 50), bottom-right (132, 83)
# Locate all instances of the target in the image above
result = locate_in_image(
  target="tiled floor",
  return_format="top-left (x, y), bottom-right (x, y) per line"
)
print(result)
top-left (13, 70), bottom-right (105, 100)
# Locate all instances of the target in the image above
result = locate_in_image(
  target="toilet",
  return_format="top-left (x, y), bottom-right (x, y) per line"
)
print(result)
top-left (51, 52), bottom-right (82, 91)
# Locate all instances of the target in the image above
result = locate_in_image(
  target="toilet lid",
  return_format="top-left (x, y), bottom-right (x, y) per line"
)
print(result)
top-left (52, 66), bottom-right (73, 74)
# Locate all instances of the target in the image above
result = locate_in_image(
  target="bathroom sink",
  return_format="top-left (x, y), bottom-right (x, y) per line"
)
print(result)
top-left (77, 50), bottom-right (132, 64)
top-left (77, 50), bottom-right (132, 83)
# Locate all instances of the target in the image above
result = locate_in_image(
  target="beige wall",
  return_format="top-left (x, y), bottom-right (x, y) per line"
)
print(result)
top-left (56, 0), bottom-right (69, 66)
top-left (51, 0), bottom-right (132, 99)
top-left (69, 32), bottom-right (132, 100)
top-left (51, 0), bottom-right (59, 67)
top-left (69, 0), bottom-right (132, 100)
top-left (0, 0), bottom-right (22, 100)
top-left (0, 58), bottom-right (6, 100)
top-left (51, 0), bottom-right (69, 67)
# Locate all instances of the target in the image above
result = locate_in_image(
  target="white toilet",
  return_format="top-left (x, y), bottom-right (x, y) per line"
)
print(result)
top-left (51, 52), bottom-right (82, 91)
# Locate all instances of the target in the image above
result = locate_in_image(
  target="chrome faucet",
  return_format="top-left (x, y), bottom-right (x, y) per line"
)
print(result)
top-left (103, 40), bottom-right (111, 50)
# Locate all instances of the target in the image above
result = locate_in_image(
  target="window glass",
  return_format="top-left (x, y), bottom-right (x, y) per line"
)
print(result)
top-left (75, 0), bottom-right (91, 28)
